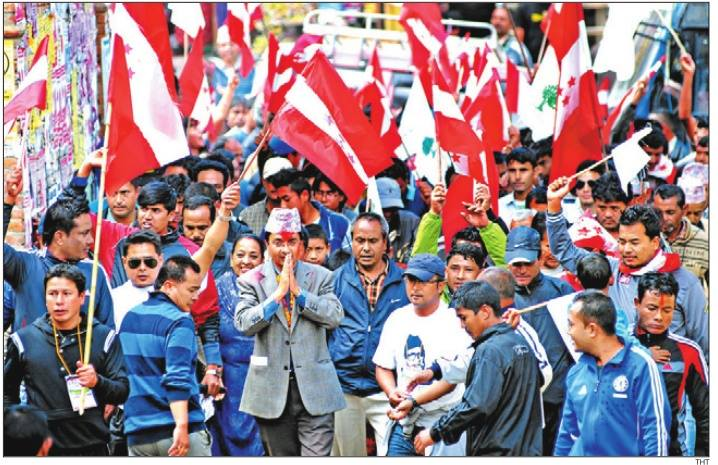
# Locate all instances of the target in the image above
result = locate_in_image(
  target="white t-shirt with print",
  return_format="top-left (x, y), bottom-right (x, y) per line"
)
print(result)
top-left (373, 301), bottom-right (473, 427)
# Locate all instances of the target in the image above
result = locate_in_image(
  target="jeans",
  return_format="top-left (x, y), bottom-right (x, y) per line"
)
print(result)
top-left (386, 423), bottom-right (467, 457)
top-left (128, 429), bottom-right (212, 457)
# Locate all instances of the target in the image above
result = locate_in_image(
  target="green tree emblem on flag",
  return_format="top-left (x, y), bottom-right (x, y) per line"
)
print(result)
top-left (537, 84), bottom-right (558, 111)
top-left (422, 137), bottom-right (436, 158)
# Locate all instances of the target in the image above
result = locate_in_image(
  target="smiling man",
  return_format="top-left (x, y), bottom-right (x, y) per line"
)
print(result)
top-left (547, 177), bottom-right (708, 360)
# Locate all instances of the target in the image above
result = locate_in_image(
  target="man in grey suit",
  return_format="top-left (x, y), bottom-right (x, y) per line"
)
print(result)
top-left (235, 208), bottom-right (346, 456)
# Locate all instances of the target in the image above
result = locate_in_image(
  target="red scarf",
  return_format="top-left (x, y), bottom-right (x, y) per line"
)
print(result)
top-left (618, 249), bottom-right (682, 276)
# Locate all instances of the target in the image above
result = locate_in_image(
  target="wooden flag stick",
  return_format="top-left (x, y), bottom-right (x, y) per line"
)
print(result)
top-left (506, 7), bottom-right (535, 83)
top-left (238, 127), bottom-right (272, 182)
top-left (567, 153), bottom-right (617, 184)
top-left (79, 102), bottom-right (112, 415)
top-left (516, 300), bottom-right (553, 315)
top-left (654, 9), bottom-right (688, 56)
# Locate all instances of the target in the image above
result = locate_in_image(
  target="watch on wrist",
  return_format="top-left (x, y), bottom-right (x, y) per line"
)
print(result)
top-left (407, 395), bottom-right (419, 409)
top-left (205, 369), bottom-right (218, 376)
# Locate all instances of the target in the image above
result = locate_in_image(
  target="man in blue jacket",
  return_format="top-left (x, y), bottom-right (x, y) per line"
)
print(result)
top-left (3, 190), bottom-right (115, 331)
top-left (505, 225), bottom-right (575, 455)
top-left (555, 290), bottom-right (671, 456)
top-left (329, 212), bottom-right (409, 456)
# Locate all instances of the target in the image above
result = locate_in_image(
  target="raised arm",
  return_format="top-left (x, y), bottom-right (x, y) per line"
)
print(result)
top-left (546, 176), bottom-right (590, 273)
top-left (191, 182), bottom-right (240, 279)
top-left (678, 53), bottom-right (697, 143)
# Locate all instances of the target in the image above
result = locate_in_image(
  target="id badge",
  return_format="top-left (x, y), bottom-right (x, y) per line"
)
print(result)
top-left (65, 375), bottom-right (98, 412)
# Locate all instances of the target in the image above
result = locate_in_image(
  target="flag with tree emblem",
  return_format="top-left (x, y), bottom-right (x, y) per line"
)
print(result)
top-left (515, 45), bottom-right (560, 141)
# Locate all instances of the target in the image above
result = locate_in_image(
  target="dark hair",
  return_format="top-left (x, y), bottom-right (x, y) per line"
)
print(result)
top-left (302, 162), bottom-right (321, 181)
top-left (592, 172), bottom-right (631, 204)
top-left (530, 211), bottom-right (547, 238)
top-left (326, 248), bottom-right (351, 271)
top-left (526, 186), bottom-right (547, 206)
top-left (42, 197), bottom-right (90, 246)
top-left (696, 117), bottom-right (709, 129)
top-left (620, 205), bottom-right (662, 239)
top-left (572, 290), bottom-right (616, 335)
top-left (653, 183), bottom-right (686, 208)
top-left (493, 151), bottom-right (506, 165)
top-left (576, 253), bottom-right (612, 290)
top-left (192, 159), bottom-right (230, 187)
top-left (530, 136), bottom-right (552, 158)
top-left (155, 255), bottom-right (201, 290)
top-left (351, 212), bottom-right (389, 241)
top-left (163, 156), bottom-right (193, 175)
top-left (231, 233), bottom-right (266, 257)
top-left (137, 180), bottom-right (177, 212)
top-left (639, 128), bottom-right (668, 154)
top-left (451, 227), bottom-right (488, 258)
top-left (637, 272), bottom-right (679, 302)
top-left (312, 173), bottom-right (348, 207)
top-left (122, 230), bottom-right (162, 257)
top-left (4, 404), bottom-right (50, 456)
top-left (164, 174), bottom-right (192, 201)
top-left (506, 147), bottom-right (537, 168)
top-left (697, 135), bottom-right (708, 148)
top-left (452, 280), bottom-right (502, 317)
top-left (266, 168), bottom-right (311, 196)
top-left (447, 242), bottom-right (486, 269)
top-left (478, 267), bottom-right (516, 301)
top-left (377, 157), bottom-right (410, 183)
top-left (184, 182), bottom-right (220, 203)
top-left (205, 152), bottom-right (235, 180)
top-left (305, 223), bottom-right (329, 245)
top-left (575, 158), bottom-right (606, 176)
top-left (44, 263), bottom-right (86, 293)
top-left (183, 195), bottom-right (216, 222)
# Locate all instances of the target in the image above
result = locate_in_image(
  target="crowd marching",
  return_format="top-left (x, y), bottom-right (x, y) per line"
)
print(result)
top-left (3, 2), bottom-right (710, 458)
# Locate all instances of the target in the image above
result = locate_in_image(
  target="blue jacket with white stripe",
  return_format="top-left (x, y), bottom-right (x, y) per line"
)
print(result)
top-left (554, 337), bottom-right (672, 456)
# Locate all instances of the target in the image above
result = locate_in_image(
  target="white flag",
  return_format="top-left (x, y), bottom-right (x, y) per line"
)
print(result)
top-left (612, 127), bottom-right (652, 194)
top-left (544, 293), bottom-right (580, 362)
top-left (516, 46), bottom-right (559, 141)
top-left (398, 77), bottom-right (449, 186)
top-left (365, 176), bottom-right (384, 217)
top-left (168, 3), bottom-right (205, 39)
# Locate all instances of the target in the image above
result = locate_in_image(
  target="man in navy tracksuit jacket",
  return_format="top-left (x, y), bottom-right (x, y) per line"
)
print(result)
top-left (555, 291), bottom-right (671, 456)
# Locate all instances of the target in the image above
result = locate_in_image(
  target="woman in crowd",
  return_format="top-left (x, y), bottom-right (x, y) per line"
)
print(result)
top-left (208, 234), bottom-right (266, 456)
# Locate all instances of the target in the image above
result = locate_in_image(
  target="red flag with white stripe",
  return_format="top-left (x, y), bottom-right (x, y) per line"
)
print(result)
top-left (399, 3), bottom-right (447, 71)
top-left (226, 3), bottom-right (255, 77)
top-left (505, 58), bottom-right (520, 114)
top-left (4, 36), bottom-right (49, 124)
top-left (271, 52), bottom-right (393, 203)
top-left (105, 3), bottom-right (188, 195)
top-left (548, 3), bottom-right (603, 181)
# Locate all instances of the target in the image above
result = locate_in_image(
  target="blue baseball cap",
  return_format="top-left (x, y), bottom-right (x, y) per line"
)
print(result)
top-left (505, 226), bottom-right (541, 265)
top-left (377, 177), bottom-right (404, 209)
top-left (268, 136), bottom-right (295, 155)
top-left (403, 253), bottom-right (445, 282)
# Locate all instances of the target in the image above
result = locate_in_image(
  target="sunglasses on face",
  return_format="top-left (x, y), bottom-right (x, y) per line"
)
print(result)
top-left (575, 180), bottom-right (596, 190)
top-left (127, 257), bottom-right (159, 269)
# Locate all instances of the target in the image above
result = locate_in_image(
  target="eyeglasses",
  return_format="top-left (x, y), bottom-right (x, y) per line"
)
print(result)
top-left (575, 180), bottom-right (597, 190)
top-left (127, 257), bottom-right (159, 269)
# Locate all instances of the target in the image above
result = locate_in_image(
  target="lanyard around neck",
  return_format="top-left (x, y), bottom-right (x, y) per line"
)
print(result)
top-left (52, 321), bottom-right (84, 375)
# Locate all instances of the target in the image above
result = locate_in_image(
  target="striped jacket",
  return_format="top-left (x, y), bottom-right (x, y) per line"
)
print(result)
top-left (554, 338), bottom-right (671, 456)
top-left (119, 292), bottom-right (205, 446)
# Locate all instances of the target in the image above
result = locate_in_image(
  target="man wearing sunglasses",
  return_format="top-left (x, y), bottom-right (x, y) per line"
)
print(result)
top-left (561, 160), bottom-right (605, 225)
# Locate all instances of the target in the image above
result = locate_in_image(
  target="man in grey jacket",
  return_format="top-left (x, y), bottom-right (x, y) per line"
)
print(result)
top-left (546, 176), bottom-right (708, 361)
top-left (235, 208), bottom-right (346, 456)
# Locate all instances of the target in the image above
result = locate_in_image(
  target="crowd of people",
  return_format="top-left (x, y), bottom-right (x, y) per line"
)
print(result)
top-left (3, 3), bottom-right (710, 458)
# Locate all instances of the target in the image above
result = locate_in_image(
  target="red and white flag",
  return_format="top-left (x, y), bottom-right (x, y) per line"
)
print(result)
top-left (263, 32), bottom-right (294, 114)
top-left (603, 56), bottom-right (664, 145)
top-left (226, 3), bottom-right (255, 77)
top-left (355, 48), bottom-right (403, 156)
top-left (462, 67), bottom-right (510, 155)
top-left (569, 210), bottom-right (619, 257)
top-left (547, 3), bottom-right (603, 181)
top-left (271, 52), bottom-right (393, 203)
top-left (105, 3), bottom-right (188, 195)
top-left (3, 36), bottom-right (49, 124)
top-left (597, 76), bottom-right (610, 122)
top-left (432, 65), bottom-right (482, 177)
top-left (168, 3), bottom-right (205, 38)
top-left (505, 58), bottom-right (520, 114)
top-left (288, 33), bottom-right (323, 73)
top-left (399, 3), bottom-right (447, 71)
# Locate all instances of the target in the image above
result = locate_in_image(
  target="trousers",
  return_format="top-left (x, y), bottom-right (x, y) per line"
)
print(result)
top-left (255, 377), bottom-right (334, 456)
top-left (128, 429), bottom-right (212, 457)
top-left (331, 391), bottom-right (392, 456)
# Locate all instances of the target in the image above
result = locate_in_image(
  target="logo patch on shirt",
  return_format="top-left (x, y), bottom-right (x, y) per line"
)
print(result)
top-left (613, 375), bottom-right (629, 393)
top-left (577, 384), bottom-right (588, 396)
top-left (513, 345), bottom-right (530, 356)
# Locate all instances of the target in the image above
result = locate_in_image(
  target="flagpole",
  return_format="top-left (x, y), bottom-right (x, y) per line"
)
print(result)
top-left (506, 8), bottom-right (535, 83)
top-left (567, 152), bottom-right (618, 183)
top-left (536, 18), bottom-right (552, 71)
top-left (238, 127), bottom-right (272, 182)
top-left (78, 102), bottom-right (112, 415)
top-left (437, 145), bottom-right (443, 186)
top-left (654, 9), bottom-right (688, 56)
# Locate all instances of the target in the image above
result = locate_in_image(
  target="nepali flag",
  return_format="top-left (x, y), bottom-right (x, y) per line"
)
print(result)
top-left (226, 3), bottom-right (256, 77)
top-left (105, 3), bottom-right (188, 195)
top-left (4, 36), bottom-right (49, 124)
top-left (271, 51), bottom-right (393, 203)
